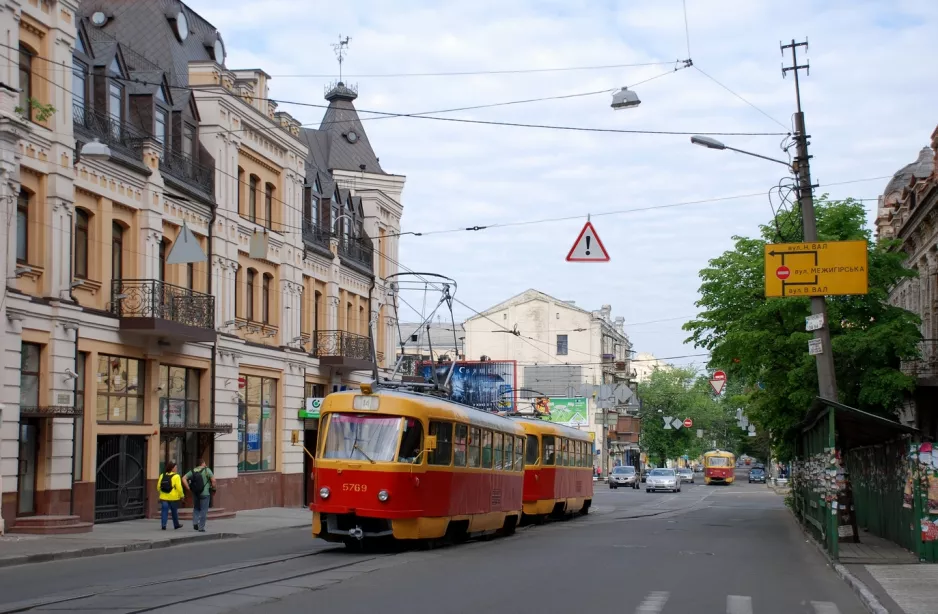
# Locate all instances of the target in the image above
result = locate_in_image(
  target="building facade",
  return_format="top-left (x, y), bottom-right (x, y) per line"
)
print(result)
top-left (875, 131), bottom-right (938, 439)
top-left (1, 0), bottom-right (402, 533)
top-left (461, 289), bottom-right (635, 473)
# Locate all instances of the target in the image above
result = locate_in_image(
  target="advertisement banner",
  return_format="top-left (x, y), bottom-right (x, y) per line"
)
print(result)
top-left (546, 397), bottom-right (589, 427)
top-left (417, 360), bottom-right (516, 412)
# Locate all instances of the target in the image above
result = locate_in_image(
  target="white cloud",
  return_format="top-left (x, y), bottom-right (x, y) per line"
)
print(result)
top-left (189, 0), bottom-right (938, 362)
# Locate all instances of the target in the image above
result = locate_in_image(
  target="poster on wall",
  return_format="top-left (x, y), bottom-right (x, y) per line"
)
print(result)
top-left (545, 397), bottom-right (589, 427)
top-left (417, 360), bottom-right (516, 412)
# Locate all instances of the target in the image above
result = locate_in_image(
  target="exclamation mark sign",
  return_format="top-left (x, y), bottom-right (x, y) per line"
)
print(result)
top-left (585, 235), bottom-right (591, 256)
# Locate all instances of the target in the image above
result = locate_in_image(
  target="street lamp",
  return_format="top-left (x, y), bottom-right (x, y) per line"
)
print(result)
top-left (611, 87), bottom-right (641, 110)
top-left (690, 135), bottom-right (792, 169)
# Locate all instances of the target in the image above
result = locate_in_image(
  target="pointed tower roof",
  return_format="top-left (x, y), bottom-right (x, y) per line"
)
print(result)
top-left (315, 82), bottom-right (385, 174)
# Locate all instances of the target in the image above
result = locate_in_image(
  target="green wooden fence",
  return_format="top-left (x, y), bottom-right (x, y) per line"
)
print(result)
top-left (794, 405), bottom-right (839, 559)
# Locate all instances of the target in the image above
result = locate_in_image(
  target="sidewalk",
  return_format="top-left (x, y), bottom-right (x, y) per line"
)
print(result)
top-left (0, 507), bottom-right (311, 569)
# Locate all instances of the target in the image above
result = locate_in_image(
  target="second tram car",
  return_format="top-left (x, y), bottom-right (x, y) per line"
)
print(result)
top-left (311, 385), bottom-right (526, 546)
top-left (513, 417), bottom-right (594, 523)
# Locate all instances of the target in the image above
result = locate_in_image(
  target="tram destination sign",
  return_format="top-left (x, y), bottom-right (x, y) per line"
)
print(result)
top-left (764, 240), bottom-right (869, 298)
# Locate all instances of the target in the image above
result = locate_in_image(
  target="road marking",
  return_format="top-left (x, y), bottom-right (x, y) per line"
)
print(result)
top-left (727, 595), bottom-right (753, 614)
top-left (811, 602), bottom-right (841, 614)
top-left (635, 591), bottom-right (669, 613)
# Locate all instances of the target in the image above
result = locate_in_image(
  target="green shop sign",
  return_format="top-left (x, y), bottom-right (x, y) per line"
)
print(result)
top-left (299, 397), bottom-right (324, 419)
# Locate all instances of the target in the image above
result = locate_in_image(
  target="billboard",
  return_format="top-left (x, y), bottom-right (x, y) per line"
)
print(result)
top-left (545, 397), bottom-right (589, 427)
top-left (417, 360), bottom-right (516, 412)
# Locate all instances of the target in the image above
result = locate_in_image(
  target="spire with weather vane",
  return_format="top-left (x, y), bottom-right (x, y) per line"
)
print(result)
top-left (325, 34), bottom-right (357, 101)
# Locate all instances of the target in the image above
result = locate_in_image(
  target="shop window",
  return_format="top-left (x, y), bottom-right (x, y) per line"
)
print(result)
top-left (159, 365), bottom-right (200, 427)
top-left (428, 421), bottom-right (453, 466)
top-left (493, 432), bottom-right (504, 470)
top-left (397, 419), bottom-right (423, 463)
top-left (96, 355), bottom-right (144, 422)
top-left (20, 343), bottom-right (41, 408)
top-left (467, 426), bottom-right (481, 468)
top-left (542, 435), bottom-right (556, 466)
top-left (454, 423), bottom-right (467, 467)
top-left (245, 269), bottom-right (256, 320)
top-left (111, 222), bottom-right (124, 281)
top-left (16, 188), bottom-right (29, 263)
top-left (525, 434), bottom-right (539, 466)
top-left (481, 429), bottom-right (493, 469)
top-left (237, 375), bottom-right (276, 471)
top-left (304, 382), bottom-right (325, 399)
top-left (74, 210), bottom-right (90, 278)
top-left (248, 174), bottom-right (258, 222)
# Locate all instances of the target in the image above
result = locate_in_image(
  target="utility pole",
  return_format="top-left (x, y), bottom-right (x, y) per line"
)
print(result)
top-left (782, 38), bottom-right (838, 401)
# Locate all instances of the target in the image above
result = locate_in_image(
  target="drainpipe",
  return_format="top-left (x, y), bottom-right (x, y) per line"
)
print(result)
top-left (67, 205), bottom-right (79, 516)
top-left (207, 202), bottom-right (217, 458)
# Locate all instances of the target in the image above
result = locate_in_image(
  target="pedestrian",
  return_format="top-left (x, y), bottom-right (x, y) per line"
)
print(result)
top-left (183, 459), bottom-right (216, 532)
top-left (157, 461), bottom-right (184, 530)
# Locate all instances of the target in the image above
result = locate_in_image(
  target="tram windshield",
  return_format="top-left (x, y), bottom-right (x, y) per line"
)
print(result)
top-left (706, 456), bottom-right (731, 467)
top-left (322, 414), bottom-right (403, 462)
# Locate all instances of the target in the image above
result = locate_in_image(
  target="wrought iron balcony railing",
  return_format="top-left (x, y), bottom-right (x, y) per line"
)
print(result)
top-left (159, 148), bottom-right (215, 196)
top-left (338, 235), bottom-right (374, 274)
top-left (111, 279), bottom-right (215, 331)
top-left (302, 220), bottom-right (333, 252)
top-left (73, 103), bottom-right (147, 160)
top-left (901, 339), bottom-right (938, 379)
top-left (311, 330), bottom-right (374, 362)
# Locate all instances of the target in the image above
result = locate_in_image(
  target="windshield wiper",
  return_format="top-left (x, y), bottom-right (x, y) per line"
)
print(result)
top-left (352, 442), bottom-right (376, 464)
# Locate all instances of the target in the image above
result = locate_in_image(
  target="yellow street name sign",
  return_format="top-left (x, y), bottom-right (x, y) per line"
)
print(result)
top-left (764, 240), bottom-right (869, 298)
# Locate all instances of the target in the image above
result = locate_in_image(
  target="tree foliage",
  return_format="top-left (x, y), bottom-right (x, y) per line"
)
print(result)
top-left (683, 196), bottom-right (920, 460)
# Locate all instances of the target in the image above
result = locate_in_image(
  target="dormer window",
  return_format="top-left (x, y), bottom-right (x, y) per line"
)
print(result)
top-left (155, 108), bottom-right (167, 153)
top-left (155, 86), bottom-right (166, 103)
top-left (109, 56), bottom-right (120, 75)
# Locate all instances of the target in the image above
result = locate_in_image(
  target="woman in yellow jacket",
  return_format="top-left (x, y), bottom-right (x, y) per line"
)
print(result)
top-left (157, 461), bottom-right (185, 530)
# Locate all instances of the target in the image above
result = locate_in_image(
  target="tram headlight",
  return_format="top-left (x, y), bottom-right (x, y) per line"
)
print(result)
top-left (377, 489), bottom-right (390, 502)
top-left (319, 486), bottom-right (331, 500)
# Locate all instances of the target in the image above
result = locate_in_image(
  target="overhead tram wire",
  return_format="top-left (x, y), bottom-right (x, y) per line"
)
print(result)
top-left (265, 60), bottom-right (683, 79)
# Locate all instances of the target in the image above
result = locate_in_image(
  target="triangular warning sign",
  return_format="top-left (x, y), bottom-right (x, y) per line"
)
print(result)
top-left (566, 221), bottom-right (609, 262)
top-left (710, 379), bottom-right (726, 395)
top-left (165, 221), bottom-right (207, 264)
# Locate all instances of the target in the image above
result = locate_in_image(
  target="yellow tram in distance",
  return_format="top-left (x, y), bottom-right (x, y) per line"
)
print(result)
top-left (703, 449), bottom-right (736, 485)
top-left (311, 384), bottom-right (526, 546)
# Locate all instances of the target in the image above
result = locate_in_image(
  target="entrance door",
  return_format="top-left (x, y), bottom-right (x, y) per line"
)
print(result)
top-left (303, 429), bottom-right (318, 506)
top-left (95, 435), bottom-right (147, 522)
top-left (17, 419), bottom-right (39, 515)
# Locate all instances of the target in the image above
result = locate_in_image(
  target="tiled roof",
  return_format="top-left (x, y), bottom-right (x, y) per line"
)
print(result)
top-left (317, 84), bottom-right (385, 174)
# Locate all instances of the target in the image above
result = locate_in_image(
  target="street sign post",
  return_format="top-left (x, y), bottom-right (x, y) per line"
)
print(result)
top-left (710, 370), bottom-right (727, 395)
top-left (566, 220), bottom-right (610, 262)
top-left (683, 418), bottom-right (693, 428)
top-left (764, 240), bottom-right (869, 298)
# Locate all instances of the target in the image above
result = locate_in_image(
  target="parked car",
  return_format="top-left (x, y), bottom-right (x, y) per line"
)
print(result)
top-left (609, 466), bottom-right (640, 489)
top-left (676, 467), bottom-right (695, 484)
top-left (646, 468), bottom-right (681, 493)
top-left (748, 467), bottom-right (766, 484)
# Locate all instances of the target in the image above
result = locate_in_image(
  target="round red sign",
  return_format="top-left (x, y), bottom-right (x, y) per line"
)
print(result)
top-left (683, 418), bottom-right (693, 428)
top-left (776, 266), bottom-right (791, 280)
top-left (712, 370), bottom-right (726, 381)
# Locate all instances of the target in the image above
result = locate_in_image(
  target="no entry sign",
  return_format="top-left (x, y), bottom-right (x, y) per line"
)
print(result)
top-left (776, 266), bottom-right (791, 280)
top-left (683, 418), bottom-right (693, 428)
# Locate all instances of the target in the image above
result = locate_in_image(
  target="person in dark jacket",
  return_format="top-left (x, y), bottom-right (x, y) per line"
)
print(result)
top-left (183, 460), bottom-right (216, 532)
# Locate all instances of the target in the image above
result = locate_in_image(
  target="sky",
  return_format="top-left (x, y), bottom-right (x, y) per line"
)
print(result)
top-left (189, 0), bottom-right (938, 371)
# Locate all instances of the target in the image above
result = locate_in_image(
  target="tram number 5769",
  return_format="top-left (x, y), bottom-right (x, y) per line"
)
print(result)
top-left (342, 483), bottom-right (368, 492)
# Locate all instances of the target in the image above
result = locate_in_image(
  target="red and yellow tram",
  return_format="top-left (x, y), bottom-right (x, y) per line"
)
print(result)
top-left (512, 417), bottom-right (593, 522)
top-left (311, 384), bottom-right (526, 546)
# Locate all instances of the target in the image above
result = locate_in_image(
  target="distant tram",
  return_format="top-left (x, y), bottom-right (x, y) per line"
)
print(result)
top-left (703, 450), bottom-right (736, 485)
top-left (311, 384), bottom-right (526, 546)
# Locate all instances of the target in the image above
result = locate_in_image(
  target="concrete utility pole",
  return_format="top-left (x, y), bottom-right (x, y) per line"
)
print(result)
top-left (782, 39), bottom-right (838, 401)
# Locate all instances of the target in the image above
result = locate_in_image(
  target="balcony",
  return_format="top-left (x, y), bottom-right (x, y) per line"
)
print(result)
top-left (311, 330), bottom-right (375, 371)
top-left (902, 339), bottom-right (938, 383)
top-left (73, 103), bottom-right (147, 165)
top-left (302, 220), bottom-right (333, 258)
top-left (111, 279), bottom-right (216, 343)
top-left (159, 148), bottom-right (215, 200)
top-left (338, 235), bottom-right (374, 276)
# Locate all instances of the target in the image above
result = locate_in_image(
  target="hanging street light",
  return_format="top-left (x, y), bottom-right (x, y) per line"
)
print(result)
top-left (611, 87), bottom-right (641, 110)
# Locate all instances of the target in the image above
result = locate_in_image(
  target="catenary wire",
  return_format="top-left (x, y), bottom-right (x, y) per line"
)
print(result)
top-left (693, 66), bottom-right (789, 130)
top-left (265, 61), bottom-right (683, 78)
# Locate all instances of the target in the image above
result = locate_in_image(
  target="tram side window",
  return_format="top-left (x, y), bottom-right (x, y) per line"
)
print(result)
top-left (468, 426), bottom-right (481, 467)
top-left (503, 435), bottom-right (513, 471)
top-left (561, 438), bottom-right (569, 466)
top-left (428, 421), bottom-right (453, 466)
top-left (494, 432), bottom-right (504, 470)
top-left (481, 429), bottom-right (493, 469)
top-left (454, 424), bottom-right (468, 467)
top-left (516, 436), bottom-right (524, 470)
top-left (543, 435), bottom-right (556, 466)
top-left (580, 441), bottom-right (587, 467)
top-left (575, 441), bottom-right (582, 467)
top-left (525, 435), bottom-right (539, 466)
top-left (398, 418), bottom-right (423, 463)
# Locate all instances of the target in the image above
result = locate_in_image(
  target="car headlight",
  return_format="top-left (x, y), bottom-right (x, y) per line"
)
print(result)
top-left (319, 486), bottom-right (330, 500)
top-left (377, 489), bottom-right (390, 502)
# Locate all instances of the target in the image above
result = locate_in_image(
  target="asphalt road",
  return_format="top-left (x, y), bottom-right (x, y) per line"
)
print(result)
top-left (0, 469), bottom-right (866, 614)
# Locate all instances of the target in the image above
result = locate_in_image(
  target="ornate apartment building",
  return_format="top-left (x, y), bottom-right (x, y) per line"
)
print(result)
top-left (0, 0), bottom-right (403, 534)
top-left (875, 130), bottom-right (937, 440)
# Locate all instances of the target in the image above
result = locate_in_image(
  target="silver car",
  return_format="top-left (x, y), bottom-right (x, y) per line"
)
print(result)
top-left (646, 468), bottom-right (681, 493)
top-left (608, 466), bottom-right (640, 489)
top-left (676, 468), bottom-right (695, 484)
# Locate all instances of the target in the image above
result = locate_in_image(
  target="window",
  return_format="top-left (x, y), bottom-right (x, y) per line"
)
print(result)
top-left (74, 210), bottom-right (89, 278)
top-left (556, 334), bottom-right (568, 356)
top-left (237, 375), bottom-right (276, 471)
top-left (20, 343), bottom-right (41, 408)
top-left (16, 188), bottom-right (29, 263)
top-left (111, 222), bottom-right (124, 280)
top-left (320, 414), bottom-right (400, 462)
top-left (159, 365), bottom-right (200, 427)
top-left (300, 285), bottom-right (308, 335)
top-left (398, 418), bottom-right (423, 463)
top-left (245, 269), bottom-right (256, 320)
top-left (493, 432), bottom-right (504, 470)
top-left (454, 423), bottom-right (467, 466)
top-left (234, 268), bottom-right (241, 317)
top-left (185, 262), bottom-right (194, 291)
top-left (182, 125), bottom-right (194, 158)
top-left (503, 435), bottom-right (513, 471)
top-left (74, 352), bottom-right (87, 482)
top-left (96, 355), bottom-right (144, 422)
top-left (248, 175), bottom-right (258, 222)
top-left (18, 45), bottom-right (32, 116)
top-left (525, 434), bottom-right (539, 466)
top-left (155, 109), bottom-right (167, 154)
top-left (72, 59), bottom-right (87, 114)
top-left (158, 239), bottom-right (167, 282)
top-left (108, 81), bottom-right (122, 124)
top-left (264, 183), bottom-right (273, 230)
top-left (314, 291), bottom-right (321, 333)
top-left (237, 167), bottom-right (244, 213)
top-left (261, 273), bottom-right (271, 324)
top-left (468, 426), bottom-right (481, 468)
top-left (542, 435), bottom-right (556, 466)
top-left (515, 436), bottom-right (524, 471)
top-left (481, 429), bottom-right (493, 469)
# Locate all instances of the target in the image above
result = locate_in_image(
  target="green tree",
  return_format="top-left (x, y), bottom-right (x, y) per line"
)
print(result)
top-left (683, 196), bottom-right (920, 460)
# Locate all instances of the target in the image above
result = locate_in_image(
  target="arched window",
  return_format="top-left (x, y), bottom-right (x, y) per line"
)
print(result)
top-left (16, 188), bottom-right (29, 263)
top-left (245, 269), bottom-right (256, 321)
top-left (74, 210), bottom-right (90, 278)
top-left (262, 273), bottom-right (272, 324)
top-left (111, 222), bottom-right (124, 280)
top-left (18, 45), bottom-right (32, 117)
top-left (248, 175), bottom-right (258, 222)
top-left (264, 183), bottom-right (273, 230)
top-left (158, 239), bottom-right (168, 282)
